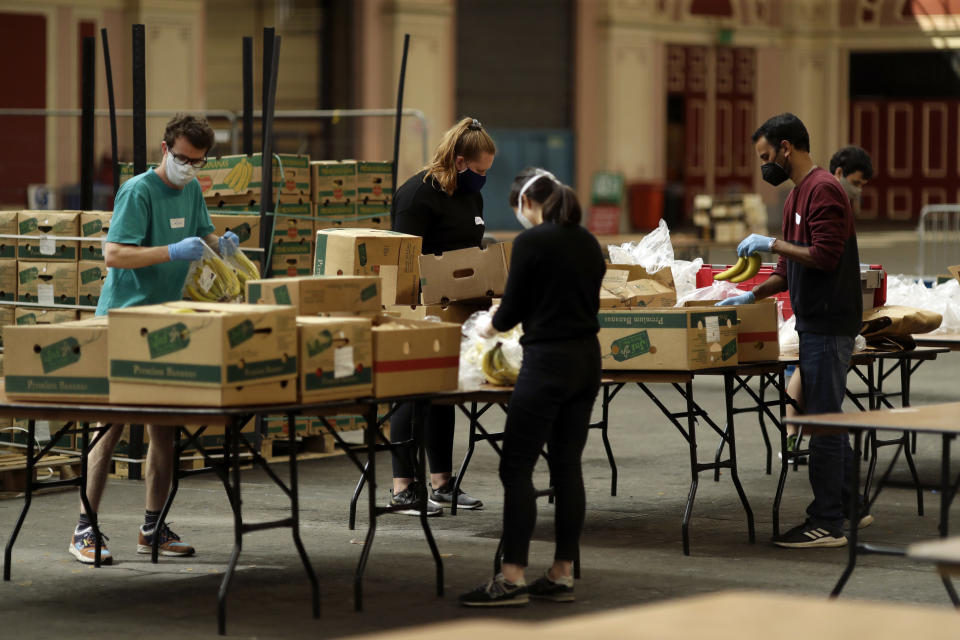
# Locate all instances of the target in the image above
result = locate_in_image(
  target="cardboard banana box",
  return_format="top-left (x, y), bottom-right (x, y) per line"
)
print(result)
top-left (311, 160), bottom-right (358, 205)
top-left (78, 261), bottom-right (107, 306)
top-left (297, 315), bottom-right (373, 402)
top-left (18, 211), bottom-right (80, 261)
top-left (15, 307), bottom-right (77, 325)
top-left (194, 153), bottom-right (311, 199)
top-left (4, 317), bottom-right (110, 402)
top-left (314, 228), bottom-right (422, 305)
top-left (80, 211), bottom-right (112, 260)
top-left (18, 261), bottom-right (78, 306)
top-left (0, 210), bottom-right (17, 259)
top-left (107, 301), bottom-right (298, 406)
top-left (247, 275), bottom-right (381, 315)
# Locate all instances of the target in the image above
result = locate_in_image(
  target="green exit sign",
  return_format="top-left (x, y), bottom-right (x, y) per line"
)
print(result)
top-left (591, 172), bottom-right (624, 205)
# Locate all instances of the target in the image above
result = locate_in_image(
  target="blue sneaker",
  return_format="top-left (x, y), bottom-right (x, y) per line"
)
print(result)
top-left (69, 527), bottom-right (112, 565)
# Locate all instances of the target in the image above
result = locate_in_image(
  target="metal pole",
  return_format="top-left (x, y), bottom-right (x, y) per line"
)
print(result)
top-left (80, 37), bottom-right (96, 210)
top-left (242, 36), bottom-right (254, 156)
top-left (100, 29), bottom-right (120, 196)
top-left (261, 27), bottom-right (275, 150)
top-left (391, 34), bottom-right (411, 199)
top-left (132, 24), bottom-right (147, 175)
top-left (259, 35), bottom-right (282, 275)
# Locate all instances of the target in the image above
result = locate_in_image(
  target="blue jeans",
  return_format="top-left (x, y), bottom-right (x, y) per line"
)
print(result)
top-left (799, 332), bottom-right (856, 529)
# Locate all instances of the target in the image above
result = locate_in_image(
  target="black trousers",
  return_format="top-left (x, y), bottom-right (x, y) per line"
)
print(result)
top-left (390, 403), bottom-right (455, 479)
top-left (499, 336), bottom-right (601, 567)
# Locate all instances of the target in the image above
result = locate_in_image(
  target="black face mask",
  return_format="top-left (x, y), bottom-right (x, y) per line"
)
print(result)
top-left (761, 156), bottom-right (790, 186)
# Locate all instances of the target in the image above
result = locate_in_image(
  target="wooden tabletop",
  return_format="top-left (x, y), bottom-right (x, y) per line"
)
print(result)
top-left (342, 590), bottom-right (960, 640)
top-left (787, 401), bottom-right (960, 435)
top-left (908, 537), bottom-right (960, 576)
top-left (913, 333), bottom-right (960, 351)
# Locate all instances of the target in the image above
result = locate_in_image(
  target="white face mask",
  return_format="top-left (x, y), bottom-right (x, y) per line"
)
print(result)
top-left (165, 149), bottom-right (200, 188)
top-left (516, 169), bottom-right (560, 229)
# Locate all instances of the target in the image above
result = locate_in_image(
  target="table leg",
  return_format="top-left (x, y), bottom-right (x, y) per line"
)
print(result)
top-left (3, 420), bottom-right (36, 581)
top-left (77, 421), bottom-right (105, 568)
top-left (412, 399), bottom-right (443, 597)
top-left (354, 404), bottom-right (378, 612)
top-left (723, 373), bottom-right (755, 544)
top-left (217, 417), bottom-right (243, 636)
top-left (451, 401), bottom-right (480, 517)
top-left (681, 380), bottom-right (699, 557)
top-left (831, 429), bottom-right (863, 598)
top-left (940, 434), bottom-right (953, 538)
top-left (286, 412), bottom-right (321, 619)
top-left (348, 462), bottom-right (368, 531)
top-left (599, 384), bottom-right (618, 496)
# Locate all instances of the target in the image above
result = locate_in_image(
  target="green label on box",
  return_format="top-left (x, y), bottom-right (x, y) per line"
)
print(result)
top-left (360, 283), bottom-right (377, 301)
top-left (227, 319), bottom-right (255, 348)
top-left (317, 163), bottom-right (356, 177)
top-left (273, 240), bottom-right (311, 255)
top-left (82, 219), bottom-right (103, 236)
top-left (40, 336), bottom-right (81, 373)
top-left (247, 283), bottom-right (261, 303)
top-left (111, 360), bottom-right (220, 383)
top-left (19, 267), bottom-right (38, 284)
top-left (314, 234), bottom-right (328, 275)
top-left (80, 266), bottom-right (103, 285)
top-left (722, 338), bottom-right (737, 361)
top-left (5, 375), bottom-right (108, 396)
top-left (610, 331), bottom-right (651, 362)
top-left (147, 322), bottom-right (191, 359)
top-left (17, 313), bottom-right (37, 325)
top-left (597, 312), bottom-right (686, 330)
top-left (225, 356), bottom-right (296, 383)
top-left (357, 243), bottom-right (367, 267)
top-left (231, 222), bottom-right (252, 243)
top-left (19, 218), bottom-right (38, 234)
top-left (272, 284), bottom-right (291, 305)
top-left (306, 330), bottom-right (333, 357)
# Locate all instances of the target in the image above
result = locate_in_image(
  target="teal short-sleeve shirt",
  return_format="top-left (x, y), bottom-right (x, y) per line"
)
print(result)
top-left (95, 170), bottom-right (215, 315)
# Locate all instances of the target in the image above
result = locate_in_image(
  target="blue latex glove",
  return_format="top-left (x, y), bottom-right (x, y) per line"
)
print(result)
top-left (737, 233), bottom-right (775, 257)
top-left (219, 231), bottom-right (239, 257)
top-left (716, 291), bottom-right (756, 306)
top-left (168, 237), bottom-right (206, 262)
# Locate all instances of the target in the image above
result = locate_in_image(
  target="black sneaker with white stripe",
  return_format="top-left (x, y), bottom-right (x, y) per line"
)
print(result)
top-left (773, 520), bottom-right (847, 548)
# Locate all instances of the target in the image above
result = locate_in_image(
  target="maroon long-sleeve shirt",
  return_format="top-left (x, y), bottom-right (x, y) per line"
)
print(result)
top-left (772, 167), bottom-right (862, 336)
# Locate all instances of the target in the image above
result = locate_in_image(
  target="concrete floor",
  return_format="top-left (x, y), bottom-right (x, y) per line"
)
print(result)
top-left (1, 233), bottom-right (958, 638)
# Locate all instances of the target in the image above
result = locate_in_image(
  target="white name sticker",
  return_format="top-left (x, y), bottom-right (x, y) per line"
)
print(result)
top-left (39, 236), bottom-right (56, 255)
top-left (475, 216), bottom-right (485, 226)
top-left (170, 217), bottom-right (186, 229)
top-left (38, 283), bottom-right (54, 306)
top-left (794, 212), bottom-right (801, 225)
top-left (36, 420), bottom-right (51, 443)
top-left (334, 345), bottom-right (355, 379)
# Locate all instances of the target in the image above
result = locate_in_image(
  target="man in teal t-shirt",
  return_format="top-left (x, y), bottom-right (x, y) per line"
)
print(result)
top-left (71, 114), bottom-right (240, 566)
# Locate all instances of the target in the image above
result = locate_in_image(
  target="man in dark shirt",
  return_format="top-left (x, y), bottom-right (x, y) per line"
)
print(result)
top-left (719, 113), bottom-right (862, 548)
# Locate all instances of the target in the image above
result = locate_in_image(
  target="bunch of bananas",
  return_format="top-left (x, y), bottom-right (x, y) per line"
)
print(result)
top-left (184, 255), bottom-right (242, 302)
top-left (480, 342), bottom-right (519, 386)
top-left (714, 253), bottom-right (762, 283)
top-left (229, 250), bottom-right (261, 289)
top-left (223, 158), bottom-right (254, 193)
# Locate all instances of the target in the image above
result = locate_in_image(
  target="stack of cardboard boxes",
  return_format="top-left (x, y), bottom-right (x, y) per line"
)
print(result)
top-left (311, 160), bottom-right (393, 233)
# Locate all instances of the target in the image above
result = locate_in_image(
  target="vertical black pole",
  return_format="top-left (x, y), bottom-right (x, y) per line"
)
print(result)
top-left (391, 34), bottom-right (410, 198)
top-left (81, 37), bottom-right (96, 210)
top-left (242, 36), bottom-right (254, 156)
top-left (132, 24), bottom-right (147, 175)
top-left (100, 29), bottom-right (119, 196)
top-left (261, 27), bottom-right (275, 149)
top-left (258, 35), bottom-right (281, 275)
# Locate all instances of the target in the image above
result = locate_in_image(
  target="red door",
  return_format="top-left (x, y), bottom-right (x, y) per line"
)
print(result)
top-left (0, 13), bottom-right (46, 206)
top-left (850, 98), bottom-right (959, 222)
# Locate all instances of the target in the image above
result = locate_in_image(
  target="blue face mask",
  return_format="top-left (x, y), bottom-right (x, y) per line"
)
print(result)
top-left (456, 167), bottom-right (486, 194)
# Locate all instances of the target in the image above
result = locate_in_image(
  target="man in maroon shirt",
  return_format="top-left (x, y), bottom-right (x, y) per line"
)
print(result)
top-left (718, 113), bottom-right (863, 548)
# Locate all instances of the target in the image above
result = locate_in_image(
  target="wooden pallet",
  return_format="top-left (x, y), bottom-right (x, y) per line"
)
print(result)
top-left (0, 452), bottom-right (81, 499)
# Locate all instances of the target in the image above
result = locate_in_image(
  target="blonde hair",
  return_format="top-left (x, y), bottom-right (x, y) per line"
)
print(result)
top-left (423, 117), bottom-right (496, 195)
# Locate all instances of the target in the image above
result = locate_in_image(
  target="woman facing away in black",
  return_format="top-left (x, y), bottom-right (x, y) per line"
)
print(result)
top-left (389, 117), bottom-right (496, 515)
top-left (459, 168), bottom-right (606, 607)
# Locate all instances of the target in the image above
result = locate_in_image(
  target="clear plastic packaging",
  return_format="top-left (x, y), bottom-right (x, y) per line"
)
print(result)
top-left (182, 243), bottom-right (242, 303)
top-left (606, 219), bottom-right (702, 300)
top-left (884, 274), bottom-right (960, 334)
top-left (459, 310), bottom-right (523, 389)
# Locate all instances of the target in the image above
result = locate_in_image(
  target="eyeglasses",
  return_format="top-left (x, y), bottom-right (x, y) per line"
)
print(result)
top-left (168, 151), bottom-right (207, 169)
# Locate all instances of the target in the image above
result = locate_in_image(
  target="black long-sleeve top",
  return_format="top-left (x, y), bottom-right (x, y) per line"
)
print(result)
top-left (493, 222), bottom-right (606, 345)
top-left (392, 170), bottom-right (485, 254)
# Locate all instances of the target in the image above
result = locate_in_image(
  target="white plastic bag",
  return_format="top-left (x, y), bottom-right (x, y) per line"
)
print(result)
top-left (884, 274), bottom-right (960, 334)
top-left (607, 219), bottom-right (674, 272)
top-left (675, 281), bottom-right (750, 307)
top-left (459, 310), bottom-right (523, 389)
top-left (779, 314), bottom-right (798, 356)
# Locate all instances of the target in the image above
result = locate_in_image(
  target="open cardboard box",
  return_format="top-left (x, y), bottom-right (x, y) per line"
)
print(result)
top-left (247, 275), bottom-right (381, 315)
top-left (314, 228), bottom-right (422, 305)
top-left (418, 243), bottom-right (511, 305)
top-left (370, 315), bottom-right (460, 397)
top-left (598, 307), bottom-right (738, 371)
top-left (684, 298), bottom-right (779, 362)
top-left (601, 268), bottom-right (676, 308)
